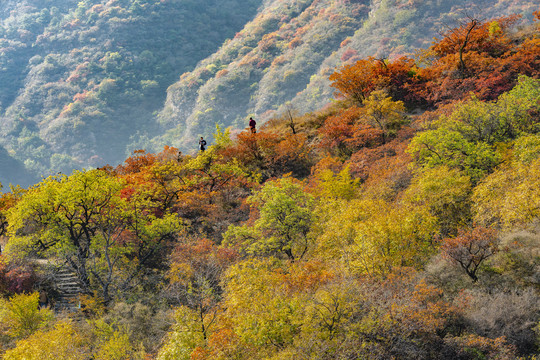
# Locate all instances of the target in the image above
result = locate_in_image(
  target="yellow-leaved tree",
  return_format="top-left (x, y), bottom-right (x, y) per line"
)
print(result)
top-left (473, 134), bottom-right (540, 228)
top-left (404, 165), bottom-right (472, 236)
top-left (0, 292), bottom-right (53, 339)
top-left (3, 321), bottom-right (87, 360)
top-left (361, 90), bottom-right (408, 143)
top-left (316, 194), bottom-right (437, 276)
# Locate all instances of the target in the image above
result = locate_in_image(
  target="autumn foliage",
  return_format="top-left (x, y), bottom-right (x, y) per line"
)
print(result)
top-left (330, 15), bottom-right (540, 109)
top-left (1, 10), bottom-right (540, 360)
top-left (441, 226), bottom-right (498, 282)
top-left (329, 56), bottom-right (422, 107)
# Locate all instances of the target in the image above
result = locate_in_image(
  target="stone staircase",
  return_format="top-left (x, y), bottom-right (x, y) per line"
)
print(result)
top-left (53, 268), bottom-right (83, 313)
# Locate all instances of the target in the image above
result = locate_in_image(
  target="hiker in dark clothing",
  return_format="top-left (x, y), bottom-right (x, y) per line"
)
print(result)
top-left (199, 137), bottom-right (207, 151)
top-left (39, 290), bottom-right (48, 308)
top-left (249, 117), bottom-right (257, 134)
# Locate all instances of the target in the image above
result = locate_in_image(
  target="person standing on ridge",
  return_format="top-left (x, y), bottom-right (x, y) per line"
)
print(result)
top-left (199, 136), bottom-right (207, 151)
top-left (249, 117), bottom-right (257, 134)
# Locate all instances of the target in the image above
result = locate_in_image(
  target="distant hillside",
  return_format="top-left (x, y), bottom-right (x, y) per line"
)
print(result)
top-left (0, 145), bottom-right (36, 188)
top-left (158, 0), bottom-right (538, 151)
top-left (0, 0), bottom-right (263, 184)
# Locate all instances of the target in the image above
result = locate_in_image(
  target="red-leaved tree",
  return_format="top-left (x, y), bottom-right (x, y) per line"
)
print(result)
top-left (441, 226), bottom-right (498, 282)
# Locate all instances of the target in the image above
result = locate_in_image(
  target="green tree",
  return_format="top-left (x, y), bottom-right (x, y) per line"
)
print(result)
top-left (496, 75), bottom-right (540, 135)
top-left (157, 306), bottom-right (208, 360)
top-left (6, 170), bottom-right (120, 292)
top-left (408, 76), bottom-right (540, 184)
top-left (221, 259), bottom-right (304, 352)
top-left (90, 319), bottom-right (144, 360)
top-left (315, 197), bottom-right (437, 276)
top-left (311, 164), bottom-right (359, 201)
top-left (224, 177), bottom-right (315, 261)
top-left (407, 127), bottom-right (500, 183)
top-left (434, 76), bottom-right (540, 144)
top-left (473, 134), bottom-right (540, 228)
top-left (5, 169), bottom-right (181, 303)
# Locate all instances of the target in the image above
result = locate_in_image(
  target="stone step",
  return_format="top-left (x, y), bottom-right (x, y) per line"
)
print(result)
top-left (57, 288), bottom-right (80, 292)
top-left (59, 299), bottom-right (78, 304)
top-left (55, 305), bottom-right (81, 312)
top-left (55, 297), bottom-right (81, 306)
top-left (57, 300), bottom-right (79, 305)
top-left (57, 282), bottom-right (79, 286)
top-left (56, 276), bottom-right (78, 281)
top-left (57, 283), bottom-right (80, 288)
top-left (56, 301), bottom-right (79, 307)
top-left (58, 291), bottom-right (81, 296)
top-left (57, 284), bottom-right (80, 288)
top-left (56, 270), bottom-right (76, 274)
top-left (55, 275), bottom-right (77, 281)
top-left (57, 280), bottom-right (79, 284)
top-left (59, 295), bottom-right (80, 300)
top-left (57, 270), bottom-right (76, 276)
top-left (56, 279), bottom-right (78, 283)
top-left (59, 293), bottom-right (80, 298)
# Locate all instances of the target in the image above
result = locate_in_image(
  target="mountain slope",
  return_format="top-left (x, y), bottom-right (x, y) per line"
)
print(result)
top-left (0, 145), bottom-right (36, 188)
top-left (0, 0), bottom-right (263, 182)
top-left (1, 0), bottom-right (538, 187)
top-left (157, 0), bottom-right (538, 150)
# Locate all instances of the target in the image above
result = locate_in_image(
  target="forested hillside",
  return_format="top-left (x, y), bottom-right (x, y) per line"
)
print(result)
top-left (157, 0), bottom-right (539, 151)
top-left (0, 10), bottom-right (539, 359)
top-left (0, 145), bottom-right (33, 187)
top-left (1, 0), bottom-right (539, 187)
top-left (0, 0), bottom-right (263, 184)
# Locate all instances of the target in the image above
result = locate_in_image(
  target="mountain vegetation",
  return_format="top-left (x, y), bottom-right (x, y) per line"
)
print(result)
top-left (0, 0), bottom-right (263, 182)
top-left (1, 0), bottom-right (539, 187)
top-left (156, 0), bottom-right (539, 151)
top-left (0, 145), bottom-right (34, 187)
top-left (0, 9), bottom-right (539, 359)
